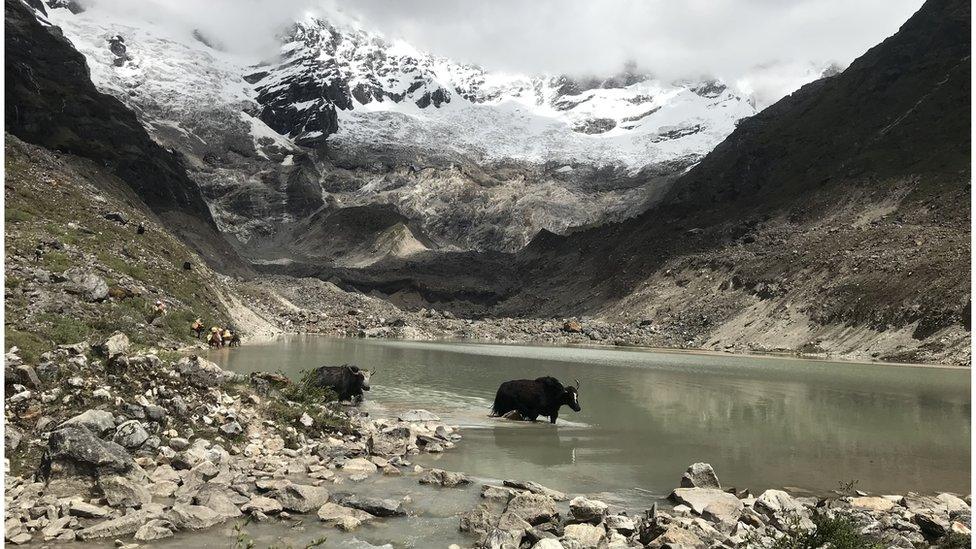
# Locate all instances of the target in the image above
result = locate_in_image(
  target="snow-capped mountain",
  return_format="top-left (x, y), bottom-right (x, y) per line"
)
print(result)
top-left (248, 14), bottom-right (755, 169)
top-left (44, 2), bottom-right (759, 255)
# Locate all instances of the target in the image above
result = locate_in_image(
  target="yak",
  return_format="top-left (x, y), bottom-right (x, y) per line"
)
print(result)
top-left (491, 376), bottom-right (581, 424)
top-left (310, 364), bottom-right (373, 404)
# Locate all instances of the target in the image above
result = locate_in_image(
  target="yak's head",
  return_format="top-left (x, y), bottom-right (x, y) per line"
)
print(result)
top-left (348, 365), bottom-right (374, 391)
top-left (563, 378), bottom-right (581, 412)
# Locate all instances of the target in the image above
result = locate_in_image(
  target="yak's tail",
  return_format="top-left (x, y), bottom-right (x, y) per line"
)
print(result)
top-left (489, 389), bottom-right (502, 417)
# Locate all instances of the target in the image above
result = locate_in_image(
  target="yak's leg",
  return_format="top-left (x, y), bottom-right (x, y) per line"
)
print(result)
top-left (549, 412), bottom-right (558, 424)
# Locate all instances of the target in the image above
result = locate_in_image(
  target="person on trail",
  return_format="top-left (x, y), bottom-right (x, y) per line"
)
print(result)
top-left (191, 318), bottom-right (204, 338)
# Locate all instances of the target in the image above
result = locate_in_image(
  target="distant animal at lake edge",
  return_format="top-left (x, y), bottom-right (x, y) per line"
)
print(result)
top-left (310, 364), bottom-right (374, 404)
top-left (491, 376), bottom-right (580, 424)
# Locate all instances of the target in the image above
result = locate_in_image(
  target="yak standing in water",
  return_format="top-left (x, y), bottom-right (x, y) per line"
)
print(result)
top-left (310, 365), bottom-right (374, 404)
top-left (491, 376), bottom-right (581, 424)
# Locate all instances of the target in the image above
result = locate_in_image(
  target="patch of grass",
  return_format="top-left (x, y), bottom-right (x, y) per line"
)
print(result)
top-left (5, 276), bottom-right (23, 289)
top-left (5, 208), bottom-right (34, 223)
top-left (772, 514), bottom-right (883, 549)
top-left (35, 313), bottom-right (92, 345)
top-left (4, 328), bottom-right (48, 362)
top-left (39, 250), bottom-right (71, 273)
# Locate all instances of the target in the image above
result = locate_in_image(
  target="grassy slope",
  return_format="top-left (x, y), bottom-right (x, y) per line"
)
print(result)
top-left (4, 135), bottom-right (234, 360)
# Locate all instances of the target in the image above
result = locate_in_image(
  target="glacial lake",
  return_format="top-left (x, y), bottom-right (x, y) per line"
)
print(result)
top-left (192, 336), bottom-right (972, 548)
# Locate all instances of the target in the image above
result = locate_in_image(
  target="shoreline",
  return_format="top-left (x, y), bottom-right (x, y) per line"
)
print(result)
top-left (223, 331), bottom-right (972, 371)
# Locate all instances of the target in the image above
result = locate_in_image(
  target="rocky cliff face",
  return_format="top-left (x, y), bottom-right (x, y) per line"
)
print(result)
top-left (44, 4), bottom-right (758, 255)
top-left (5, 0), bottom-right (245, 274)
top-left (497, 0), bottom-right (971, 364)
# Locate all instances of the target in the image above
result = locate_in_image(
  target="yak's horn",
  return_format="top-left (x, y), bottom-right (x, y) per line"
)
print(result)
top-left (574, 378), bottom-right (580, 389)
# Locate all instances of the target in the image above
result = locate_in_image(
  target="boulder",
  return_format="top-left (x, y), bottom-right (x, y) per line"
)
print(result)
top-left (98, 474), bottom-right (151, 507)
top-left (563, 523), bottom-right (605, 548)
top-left (647, 524), bottom-right (706, 548)
top-left (669, 488), bottom-right (743, 516)
top-left (40, 426), bottom-right (140, 479)
top-left (59, 410), bottom-right (115, 436)
top-left (532, 540), bottom-right (565, 549)
top-left (680, 462), bottom-right (721, 489)
top-left (218, 421), bottom-right (243, 436)
top-left (270, 483), bottom-right (330, 513)
top-left (175, 356), bottom-right (232, 388)
top-left (849, 496), bottom-right (897, 512)
top-left (166, 503), bottom-right (223, 530)
top-left (562, 320), bottom-right (583, 333)
top-left (605, 514), bottom-right (635, 534)
top-left (342, 457), bottom-right (378, 474)
top-left (569, 496), bottom-right (608, 522)
top-left (338, 494), bottom-right (406, 517)
top-left (68, 501), bottom-right (109, 518)
top-left (754, 489), bottom-right (804, 516)
top-left (134, 519), bottom-right (174, 541)
top-left (419, 468), bottom-right (470, 487)
top-left (112, 420), bottom-right (149, 449)
top-left (66, 269), bottom-right (108, 302)
top-left (482, 484), bottom-right (520, 501)
top-left (317, 502), bottom-right (374, 530)
top-left (915, 512), bottom-right (951, 540)
top-left (242, 496), bottom-right (282, 515)
top-left (5, 425), bottom-right (24, 452)
top-left (398, 409), bottom-right (441, 422)
top-left (503, 479), bottom-right (569, 501)
top-left (77, 509), bottom-right (161, 539)
top-left (504, 493), bottom-right (559, 526)
top-left (194, 487), bottom-right (243, 519)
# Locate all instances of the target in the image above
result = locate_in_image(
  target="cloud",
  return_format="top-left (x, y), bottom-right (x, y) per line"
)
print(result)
top-left (76, 0), bottom-right (925, 105)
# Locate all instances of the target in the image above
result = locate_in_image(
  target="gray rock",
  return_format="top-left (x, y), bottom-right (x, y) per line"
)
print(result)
top-left (915, 512), bottom-right (950, 540)
top-left (563, 523), bottom-right (605, 548)
top-left (176, 356), bottom-right (232, 388)
top-left (218, 420), bottom-right (243, 436)
top-left (77, 509), bottom-right (161, 539)
top-left (112, 420), bottom-right (149, 449)
top-left (68, 501), bottom-right (109, 518)
top-left (418, 468), bottom-right (470, 487)
top-left (317, 502), bottom-right (374, 530)
top-left (503, 479), bottom-right (569, 501)
top-left (166, 503), bottom-right (223, 530)
top-left (459, 503), bottom-right (496, 535)
top-left (96, 332), bottom-right (129, 358)
top-left (504, 493), bottom-right (559, 526)
top-left (397, 409), bottom-right (441, 422)
top-left (754, 489), bottom-right (804, 516)
top-left (270, 483), bottom-right (330, 513)
top-left (168, 437), bottom-right (190, 451)
top-left (680, 462), bottom-right (721, 489)
top-left (569, 496), bottom-right (608, 523)
top-left (194, 488), bottom-right (243, 519)
top-left (482, 484), bottom-right (520, 501)
top-left (40, 426), bottom-right (140, 479)
top-left (134, 519), bottom-right (173, 541)
top-left (242, 496), bottom-right (282, 515)
top-left (66, 269), bottom-right (108, 302)
top-left (144, 405), bottom-right (167, 422)
top-left (59, 410), bottom-right (115, 436)
top-left (6, 425), bottom-right (24, 453)
top-left (604, 514), bottom-right (634, 534)
top-left (98, 474), bottom-right (151, 507)
top-left (669, 488), bottom-right (744, 516)
top-left (338, 494), bottom-right (406, 517)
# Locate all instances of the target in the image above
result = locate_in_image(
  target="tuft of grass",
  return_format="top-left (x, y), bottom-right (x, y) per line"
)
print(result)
top-left (5, 208), bottom-right (34, 223)
top-left (34, 313), bottom-right (91, 345)
top-left (4, 328), bottom-right (48, 363)
top-left (39, 250), bottom-right (71, 273)
top-left (772, 513), bottom-right (883, 549)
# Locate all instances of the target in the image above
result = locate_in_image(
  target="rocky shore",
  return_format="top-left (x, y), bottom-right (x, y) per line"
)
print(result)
top-left (3, 330), bottom-right (971, 548)
top-left (3, 334), bottom-right (461, 545)
top-left (457, 463), bottom-right (972, 549)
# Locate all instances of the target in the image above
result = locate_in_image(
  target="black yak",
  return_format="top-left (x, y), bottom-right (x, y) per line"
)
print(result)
top-left (491, 376), bottom-right (580, 424)
top-left (310, 365), bottom-right (373, 404)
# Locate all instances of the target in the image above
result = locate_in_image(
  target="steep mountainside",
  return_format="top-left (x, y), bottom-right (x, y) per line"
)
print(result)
top-left (4, 0), bottom-right (245, 274)
top-left (499, 0), bottom-right (971, 364)
top-left (44, 4), bottom-right (761, 253)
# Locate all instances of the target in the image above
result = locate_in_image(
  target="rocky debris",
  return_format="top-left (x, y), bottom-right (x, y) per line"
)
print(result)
top-left (40, 426), bottom-right (141, 480)
top-left (419, 468), bottom-right (470, 487)
top-left (458, 463), bottom-right (971, 549)
top-left (680, 462), bottom-right (721, 489)
top-left (175, 355), bottom-right (233, 388)
top-left (112, 420), bottom-right (149, 449)
top-left (268, 483), bottom-right (330, 513)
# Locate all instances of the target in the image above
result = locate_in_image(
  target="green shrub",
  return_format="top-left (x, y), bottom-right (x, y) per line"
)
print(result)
top-left (35, 313), bottom-right (91, 345)
top-left (5, 208), bottom-right (34, 223)
top-left (772, 514), bottom-right (882, 549)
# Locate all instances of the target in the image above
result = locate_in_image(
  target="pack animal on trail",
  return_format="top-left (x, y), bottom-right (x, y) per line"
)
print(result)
top-left (310, 365), bottom-right (374, 404)
top-left (207, 331), bottom-right (222, 349)
top-left (491, 376), bottom-right (581, 424)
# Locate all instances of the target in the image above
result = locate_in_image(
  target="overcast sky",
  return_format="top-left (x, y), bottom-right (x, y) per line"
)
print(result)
top-left (82, 0), bottom-right (925, 105)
